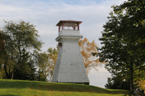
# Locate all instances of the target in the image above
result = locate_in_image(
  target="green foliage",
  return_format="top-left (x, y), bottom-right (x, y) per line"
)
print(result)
top-left (0, 67), bottom-right (7, 79)
top-left (99, 0), bottom-right (145, 91)
top-left (105, 76), bottom-right (130, 90)
top-left (0, 31), bottom-right (5, 59)
top-left (104, 61), bottom-right (131, 90)
top-left (13, 58), bottom-right (37, 80)
top-left (37, 69), bottom-right (47, 81)
top-left (0, 20), bottom-right (43, 80)
top-left (34, 47), bottom-right (58, 81)
top-left (34, 51), bottom-right (49, 81)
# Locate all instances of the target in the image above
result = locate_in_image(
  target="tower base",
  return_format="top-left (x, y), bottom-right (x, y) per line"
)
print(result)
top-left (51, 35), bottom-right (89, 84)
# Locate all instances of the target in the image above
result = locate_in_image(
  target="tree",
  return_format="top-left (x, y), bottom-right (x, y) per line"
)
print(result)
top-left (105, 64), bottom-right (145, 90)
top-left (99, 0), bottom-right (145, 91)
top-left (0, 30), bottom-right (6, 70)
top-left (37, 69), bottom-right (47, 81)
top-left (47, 48), bottom-right (58, 80)
top-left (0, 31), bottom-right (3, 71)
top-left (0, 30), bottom-right (12, 79)
top-left (0, 30), bottom-right (4, 58)
top-left (135, 68), bottom-right (145, 92)
top-left (34, 51), bottom-right (49, 81)
top-left (1, 20), bottom-right (43, 79)
top-left (78, 38), bottom-right (102, 73)
top-left (13, 54), bottom-right (37, 80)
top-left (140, 80), bottom-right (145, 91)
top-left (105, 63), bottom-right (131, 90)
top-left (34, 48), bottom-right (58, 81)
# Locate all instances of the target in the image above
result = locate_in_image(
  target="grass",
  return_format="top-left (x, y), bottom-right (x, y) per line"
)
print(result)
top-left (0, 79), bottom-right (133, 96)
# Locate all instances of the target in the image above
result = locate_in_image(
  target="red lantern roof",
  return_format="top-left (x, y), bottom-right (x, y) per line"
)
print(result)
top-left (56, 20), bottom-right (82, 26)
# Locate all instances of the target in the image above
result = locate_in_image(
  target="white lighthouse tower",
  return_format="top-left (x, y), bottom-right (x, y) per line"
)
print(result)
top-left (51, 20), bottom-right (89, 85)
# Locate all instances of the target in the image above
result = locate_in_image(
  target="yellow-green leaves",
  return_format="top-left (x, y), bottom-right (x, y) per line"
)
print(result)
top-left (78, 38), bottom-right (102, 73)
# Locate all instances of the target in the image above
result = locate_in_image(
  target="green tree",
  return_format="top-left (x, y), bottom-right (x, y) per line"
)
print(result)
top-left (99, 0), bottom-right (145, 91)
top-left (0, 30), bottom-right (4, 58)
top-left (34, 48), bottom-right (58, 81)
top-left (0, 30), bottom-right (6, 72)
top-left (13, 52), bottom-right (37, 80)
top-left (105, 64), bottom-right (130, 90)
top-left (34, 51), bottom-right (49, 81)
top-left (37, 69), bottom-right (47, 81)
top-left (1, 20), bottom-right (42, 79)
top-left (0, 31), bottom-right (3, 71)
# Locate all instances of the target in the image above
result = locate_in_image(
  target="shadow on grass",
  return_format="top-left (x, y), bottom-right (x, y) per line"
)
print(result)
top-left (0, 80), bottom-right (132, 96)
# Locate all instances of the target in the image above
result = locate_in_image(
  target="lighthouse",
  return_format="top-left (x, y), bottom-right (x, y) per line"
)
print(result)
top-left (51, 20), bottom-right (89, 85)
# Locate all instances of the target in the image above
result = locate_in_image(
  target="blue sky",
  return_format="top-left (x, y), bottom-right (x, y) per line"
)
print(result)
top-left (2, 0), bottom-right (104, 6)
top-left (0, 0), bottom-right (126, 88)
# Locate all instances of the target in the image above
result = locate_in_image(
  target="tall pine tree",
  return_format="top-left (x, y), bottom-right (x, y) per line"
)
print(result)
top-left (99, 0), bottom-right (145, 91)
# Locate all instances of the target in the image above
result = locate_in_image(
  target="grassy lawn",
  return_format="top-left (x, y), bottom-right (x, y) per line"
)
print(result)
top-left (0, 79), bottom-right (132, 96)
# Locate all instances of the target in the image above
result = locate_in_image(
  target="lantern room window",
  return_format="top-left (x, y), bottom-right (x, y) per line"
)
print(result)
top-left (56, 20), bottom-right (82, 32)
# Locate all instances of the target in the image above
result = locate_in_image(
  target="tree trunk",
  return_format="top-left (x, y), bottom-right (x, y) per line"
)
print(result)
top-left (11, 73), bottom-right (13, 79)
top-left (4, 64), bottom-right (10, 79)
top-left (4, 58), bottom-right (13, 79)
top-left (9, 68), bottom-right (14, 79)
top-left (130, 57), bottom-right (134, 91)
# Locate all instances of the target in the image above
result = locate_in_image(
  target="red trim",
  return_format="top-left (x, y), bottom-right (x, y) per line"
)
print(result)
top-left (73, 27), bottom-right (76, 30)
top-left (57, 20), bottom-right (82, 31)
top-left (56, 20), bottom-right (82, 26)
top-left (77, 24), bottom-right (79, 30)
top-left (58, 43), bottom-right (62, 47)
top-left (62, 23), bottom-right (64, 30)
top-left (59, 26), bottom-right (60, 32)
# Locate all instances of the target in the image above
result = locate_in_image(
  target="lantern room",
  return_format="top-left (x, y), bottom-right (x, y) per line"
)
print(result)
top-left (56, 20), bottom-right (82, 35)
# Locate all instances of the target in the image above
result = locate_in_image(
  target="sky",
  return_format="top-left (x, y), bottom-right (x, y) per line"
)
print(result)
top-left (0, 0), bottom-right (126, 88)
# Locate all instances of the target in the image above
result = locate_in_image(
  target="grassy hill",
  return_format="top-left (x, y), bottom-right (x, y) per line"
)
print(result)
top-left (0, 79), bottom-right (132, 96)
